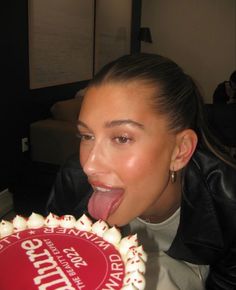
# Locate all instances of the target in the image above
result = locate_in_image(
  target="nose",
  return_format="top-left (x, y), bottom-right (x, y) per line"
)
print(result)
top-left (82, 142), bottom-right (108, 176)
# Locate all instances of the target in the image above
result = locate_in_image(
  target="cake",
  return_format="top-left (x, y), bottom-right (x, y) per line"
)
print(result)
top-left (0, 213), bottom-right (146, 290)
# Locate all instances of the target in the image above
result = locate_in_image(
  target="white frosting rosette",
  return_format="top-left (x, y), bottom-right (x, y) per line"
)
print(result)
top-left (27, 212), bottom-right (45, 229)
top-left (126, 245), bottom-right (147, 263)
top-left (123, 270), bottom-right (146, 290)
top-left (119, 234), bottom-right (138, 257)
top-left (59, 215), bottom-right (76, 228)
top-left (103, 226), bottom-right (122, 246)
top-left (12, 215), bottom-right (27, 231)
top-left (45, 213), bottom-right (60, 227)
top-left (125, 256), bottom-right (146, 274)
top-left (75, 214), bottom-right (93, 231)
top-left (121, 284), bottom-right (139, 290)
top-left (0, 220), bottom-right (14, 238)
top-left (92, 219), bottom-right (109, 237)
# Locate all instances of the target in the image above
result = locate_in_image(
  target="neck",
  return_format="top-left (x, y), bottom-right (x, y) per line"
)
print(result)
top-left (139, 177), bottom-right (182, 223)
top-left (140, 202), bottom-right (180, 223)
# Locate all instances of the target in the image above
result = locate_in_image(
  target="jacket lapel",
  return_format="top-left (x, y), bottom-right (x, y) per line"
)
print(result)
top-left (167, 150), bottom-right (224, 264)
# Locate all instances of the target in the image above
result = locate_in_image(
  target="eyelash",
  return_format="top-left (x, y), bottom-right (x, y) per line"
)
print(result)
top-left (112, 135), bottom-right (133, 144)
top-left (76, 133), bottom-right (94, 141)
top-left (77, 133), bottom-right (133, 144)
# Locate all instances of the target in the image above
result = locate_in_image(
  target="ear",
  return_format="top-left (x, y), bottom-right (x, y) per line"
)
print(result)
top-left (170, 129), bottom-right (198, 171)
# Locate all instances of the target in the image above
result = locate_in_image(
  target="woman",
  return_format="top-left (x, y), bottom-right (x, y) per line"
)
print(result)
top-left (47, 53), bottom-right (236, 289)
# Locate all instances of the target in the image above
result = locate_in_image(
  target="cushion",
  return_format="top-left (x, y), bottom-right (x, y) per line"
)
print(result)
top-left (30, 119), bottom-right (80, 164)
top-left (50, 97), bottom-right (83, 122)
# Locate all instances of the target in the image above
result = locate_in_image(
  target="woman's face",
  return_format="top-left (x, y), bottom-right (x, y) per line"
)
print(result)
top-left (78, 82), bottom-right (178, 226)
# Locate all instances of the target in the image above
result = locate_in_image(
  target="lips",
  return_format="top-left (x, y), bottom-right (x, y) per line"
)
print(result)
top-left (88, 183), bottom-right (124, 221)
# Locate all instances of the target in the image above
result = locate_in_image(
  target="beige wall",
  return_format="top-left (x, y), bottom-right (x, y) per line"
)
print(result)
top-left (141, 0), bottom-right (236, 103)
top-left (28, 0), bottom-right (94, 89)
top-left (95, 0), bottom-right (132, 72)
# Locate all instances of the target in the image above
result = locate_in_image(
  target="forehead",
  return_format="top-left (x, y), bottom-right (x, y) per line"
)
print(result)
top-left (80, 82), bottom-right (158, 118)
top-left (78, 83), bottom-right (174, 141)
top-left (78, 82), bottom-right (172, 135)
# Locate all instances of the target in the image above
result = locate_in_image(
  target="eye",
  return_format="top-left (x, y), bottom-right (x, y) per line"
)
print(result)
top-left (113, 135), bottom-right (132, 144)
top-left (76, 133), bottom-right (94, 141)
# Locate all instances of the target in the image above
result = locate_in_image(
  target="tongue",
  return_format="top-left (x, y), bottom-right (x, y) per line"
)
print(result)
top-left (88, 190), bottom-right (123, 221)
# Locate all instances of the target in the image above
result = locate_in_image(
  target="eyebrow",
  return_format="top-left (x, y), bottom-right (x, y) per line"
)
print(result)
top-left (105, 119), bottom-right (144, 129)
top-left (77, 119), bottom-right (144, 130)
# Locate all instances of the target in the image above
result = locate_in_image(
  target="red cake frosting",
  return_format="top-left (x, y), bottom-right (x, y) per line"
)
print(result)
top-left (0, 213), bottom-right (146, 290)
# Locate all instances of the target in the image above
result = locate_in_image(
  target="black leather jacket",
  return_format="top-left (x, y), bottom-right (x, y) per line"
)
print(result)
top-left (46, 148), bottom-right (236, 290)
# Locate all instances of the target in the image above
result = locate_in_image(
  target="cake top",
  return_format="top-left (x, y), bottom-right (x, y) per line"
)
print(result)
top-left (0, 212), bottom-right (146, 290)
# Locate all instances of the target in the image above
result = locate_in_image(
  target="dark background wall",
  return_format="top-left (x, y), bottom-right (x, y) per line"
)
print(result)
top-left (1, 1), bottom-right (88, 191)
top-left (1, 1), bottom-right (28, 191)
top-left (0, 0), bottom-right (141, 191)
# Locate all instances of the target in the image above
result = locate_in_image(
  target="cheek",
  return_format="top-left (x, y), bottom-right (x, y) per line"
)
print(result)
top-left (123, 155), bottom-right (140, 169)
top-left (108, 149), bottom-right (171, 225)
top-left (79, 145), bottom-right (89, 167)
top-left (116, 152), bottom-right (156, 182)
top-left (118, 146), bottom-right (171, 191)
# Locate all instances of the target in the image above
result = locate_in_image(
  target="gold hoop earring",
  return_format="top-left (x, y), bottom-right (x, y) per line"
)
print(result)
top-left (170, 170), bottom-right (177, 183)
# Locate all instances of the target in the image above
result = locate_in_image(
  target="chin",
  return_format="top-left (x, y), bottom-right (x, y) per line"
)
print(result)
top-left (107, 213), bottom-right (130, 227)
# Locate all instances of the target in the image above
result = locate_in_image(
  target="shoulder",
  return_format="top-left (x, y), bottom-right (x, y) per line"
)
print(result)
top-left (214, 81), bottom-right (227, 92)
top-left (60, 153), bottom-right (83, 171)
top-left (46, 154), bottom-right (92, 217)
top-left (59, 154), bottom-right (87, 181)
top-left (55, 153), bottom-right (91, 196)
top-left (186, 148), bottom-right (236, 202)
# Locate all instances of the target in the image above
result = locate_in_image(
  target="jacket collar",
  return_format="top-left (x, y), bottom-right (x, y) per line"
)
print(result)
top-left (167, 149), bottom-right (224, 264)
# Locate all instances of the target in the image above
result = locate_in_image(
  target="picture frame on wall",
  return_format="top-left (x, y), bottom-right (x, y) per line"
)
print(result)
top-left (28, 0), bottom-right (94, 89)
top-left (28, 0), bottom-right (140, 90)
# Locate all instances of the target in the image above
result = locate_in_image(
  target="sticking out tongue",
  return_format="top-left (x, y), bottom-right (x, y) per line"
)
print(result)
top-left (88, 189), bottom-right (123, 221)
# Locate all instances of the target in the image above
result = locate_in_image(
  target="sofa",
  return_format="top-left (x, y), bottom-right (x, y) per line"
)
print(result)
top-left (204, 103), bottom-right (236, 158)
top-left (30, 89), bottom-right (86, 165)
